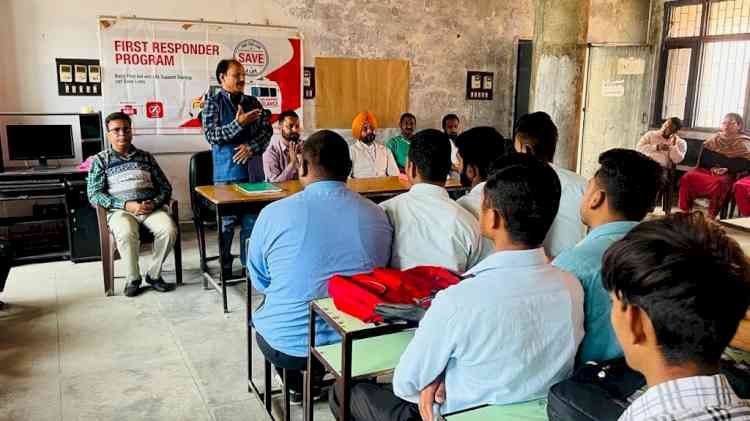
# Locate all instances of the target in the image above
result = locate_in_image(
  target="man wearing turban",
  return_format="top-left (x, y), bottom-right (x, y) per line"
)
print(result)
top-left (349, 111), bottom-right (400, 178)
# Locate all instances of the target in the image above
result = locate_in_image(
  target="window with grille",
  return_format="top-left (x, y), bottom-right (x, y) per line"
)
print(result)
top-left (655, 0), bottom-right (750, 129)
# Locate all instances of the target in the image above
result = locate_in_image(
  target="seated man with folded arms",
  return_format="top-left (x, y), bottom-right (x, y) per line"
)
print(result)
top-left (386, 113), bottom-right (417, 171)
top-left (454, 126), bottom-right (507, 257)
top-left (249, 130), bottom-right (393, 403)
top-left (603, 212), bottom-right (750, 421)
top-left (553, 149), bottom-right (663, 365)
top-left (333, 153), bottom-right (584, 421)
top-left (515, 111), bottom-right (586, 258)
top-left (380, 129), bottom-right (485, 272)
top-left (349, 111), bottom-right (400, 178)
top-left (262, 110), bottom-right (304, 182)
top-left (87, 112), bottom-right (177, 297)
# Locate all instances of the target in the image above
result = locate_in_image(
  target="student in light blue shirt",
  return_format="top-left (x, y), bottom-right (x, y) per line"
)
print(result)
top-left (553, 148), bottom-right (664, 365)
top-left (333, 154), bottom-right (585, 421)
top-left (249, 130), bottom-right (392, 400)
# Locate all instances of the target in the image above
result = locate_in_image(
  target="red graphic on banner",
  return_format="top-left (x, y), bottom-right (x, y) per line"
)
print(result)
top-left (265, 39), bottom-right (302, 124)
top-left (146, 101), bottom-right (164, 119)
top-left (121, 105), bottom-right (138, 115)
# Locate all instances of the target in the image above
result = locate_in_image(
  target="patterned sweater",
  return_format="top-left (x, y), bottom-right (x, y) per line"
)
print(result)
top-left (87, 146), bottom-right (172, 210)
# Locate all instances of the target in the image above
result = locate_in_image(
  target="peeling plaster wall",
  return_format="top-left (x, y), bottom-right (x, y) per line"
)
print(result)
top-left (0, 0), bottom-right (534, 219)
top-left (282, 0), bottom-right (534, 137)
top-left (589, 0), bottom-right (651, 44)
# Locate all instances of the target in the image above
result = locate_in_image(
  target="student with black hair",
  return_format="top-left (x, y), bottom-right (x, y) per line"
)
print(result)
top-left (553, 149), bottom-right (663, 365)
top-left (386, 113), bottom-right (417, 170)
top-left (262, 110), bottom-right (304, 182)
top-left (515, 111), bottom-right (586, 258)
top-left (379, 129), bottom-right (485, 272)
top-left (603, 212), bottom-right (750, 420)
top-left (454, 126), bottom-right (507, 217)
top-left (249, 130), bottom-right (392, 403)
top-left (335, 153), bottom-right (584, 421)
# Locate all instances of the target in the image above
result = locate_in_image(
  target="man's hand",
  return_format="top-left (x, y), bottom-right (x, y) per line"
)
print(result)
top-left (125, 201), bottom-right (141, 214)
top-left (418, 377), bottom-right (446, 421)
top-left (233, 144), bottom-right (253, 164)
top-left (658, 143), bottom-right (671, 151)
top-left (140, 200), bottom-right (155, 215)
top-left (712, 167), bottom-right (729, 176)
top-left (287, 142), bottom-right (301, 167)
top-left (235, 105), bottom-right (261, 127)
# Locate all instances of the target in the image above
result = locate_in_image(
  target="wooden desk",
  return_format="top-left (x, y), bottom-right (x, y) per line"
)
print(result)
top-left (195, 176), bottom-right (465, 205)
top-left (305, 298), bottom-right (414, 421)
top-left (195, 177), bottom-right (466, 313)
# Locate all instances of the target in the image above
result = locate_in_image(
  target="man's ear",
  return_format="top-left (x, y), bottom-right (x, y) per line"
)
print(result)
top-left (300, 159), bottom-right (309, 178)
top-left (407, 161), bottom-right (417, 179)
top-left (467, 164), bottom-right (479, 182)
top-left (625, 304), bottom-right (647, 346)
top-left (589, 189), bottom-right (606, 211)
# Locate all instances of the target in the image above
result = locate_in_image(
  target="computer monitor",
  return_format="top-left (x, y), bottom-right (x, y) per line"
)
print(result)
top-left (6, 124), bottom-right (75, 167)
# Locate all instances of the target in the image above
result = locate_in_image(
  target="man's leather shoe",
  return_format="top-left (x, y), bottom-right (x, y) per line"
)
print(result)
top-left (124, 280), bottom-right (142, 297)
top-left (145, 275), bottom-right (175, 292)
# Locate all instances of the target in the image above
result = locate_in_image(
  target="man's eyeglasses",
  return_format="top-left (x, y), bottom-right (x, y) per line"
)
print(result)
top-left (109, 127), bottom-right (132, 134)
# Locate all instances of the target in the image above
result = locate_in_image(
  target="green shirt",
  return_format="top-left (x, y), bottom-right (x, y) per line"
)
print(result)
top-left (386, 135), bottom-right (411, 169)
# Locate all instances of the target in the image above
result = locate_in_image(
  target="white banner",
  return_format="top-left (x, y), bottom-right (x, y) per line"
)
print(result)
top-left (99, 18), bottom-right (303, 137)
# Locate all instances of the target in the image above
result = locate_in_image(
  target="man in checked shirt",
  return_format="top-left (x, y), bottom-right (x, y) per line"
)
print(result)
top-left (603, 212), bottom-right (750, 421)
top-left (202, 59), bottom-right (272, 277)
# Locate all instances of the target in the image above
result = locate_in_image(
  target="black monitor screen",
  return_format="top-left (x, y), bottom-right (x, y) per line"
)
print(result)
top-left (6, 125), bottom-right (75, 161)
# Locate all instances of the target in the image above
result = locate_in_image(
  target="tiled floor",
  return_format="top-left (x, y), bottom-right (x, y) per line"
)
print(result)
top-left (0, 229), bottom-right (337, 421)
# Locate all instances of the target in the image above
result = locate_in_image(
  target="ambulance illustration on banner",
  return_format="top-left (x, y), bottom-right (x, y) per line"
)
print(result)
top-left (247, 78), bottom-right (282, 115)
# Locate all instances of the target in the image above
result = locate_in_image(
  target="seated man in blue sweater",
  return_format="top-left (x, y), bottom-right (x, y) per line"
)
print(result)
top-left (553, 148), bottom-right (663, 365)
top-left (334, 154), bottom-right (584, 420)
top-left (248, 130), bottom-right (393, 403)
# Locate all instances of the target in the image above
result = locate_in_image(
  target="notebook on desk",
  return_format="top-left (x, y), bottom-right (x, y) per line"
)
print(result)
top-left (235, 182), bottom-right (283, 194)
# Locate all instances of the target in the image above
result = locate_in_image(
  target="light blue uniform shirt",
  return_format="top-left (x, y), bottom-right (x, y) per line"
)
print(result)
top-left (248, 181), bottom-right (393, 357)
top-left (553, 220), bottom-right (639, 364)
top-left (393, 248), bottom-right (584, 415)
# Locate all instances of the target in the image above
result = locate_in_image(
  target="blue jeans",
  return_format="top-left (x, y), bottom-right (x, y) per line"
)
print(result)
top-left (220, 213), bottom-right (256, 268)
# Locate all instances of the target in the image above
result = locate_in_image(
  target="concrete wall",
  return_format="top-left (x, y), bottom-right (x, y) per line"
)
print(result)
top-left (0, 0), bottom-right (534, 219)
top-left (589, 0), bottom-right (652, 44)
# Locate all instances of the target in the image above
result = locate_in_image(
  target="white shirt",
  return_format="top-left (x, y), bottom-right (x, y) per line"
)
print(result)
top-left (545, 164), bottom-right (587, 258)
top-left (393, 248), bottom-right (585, 414)
top-left (636, 130), bottom-right (688, 168)
top-left (456, 181), bottom-right (495, 260)
top-left (380, 183), bottom-right (486, 272)
top-left (349, 141), bottom-right (400, 178)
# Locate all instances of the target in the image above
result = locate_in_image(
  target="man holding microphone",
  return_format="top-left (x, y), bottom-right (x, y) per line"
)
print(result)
top-left (202, 58), bottom-right (272, 277)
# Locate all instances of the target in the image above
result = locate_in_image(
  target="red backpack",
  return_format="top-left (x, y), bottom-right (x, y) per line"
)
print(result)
top-left (328, 266), bottom-right (461, 323)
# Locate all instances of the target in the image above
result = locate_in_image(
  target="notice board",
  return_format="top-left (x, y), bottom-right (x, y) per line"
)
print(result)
top-left (315, 57), bottom-right (409, 129)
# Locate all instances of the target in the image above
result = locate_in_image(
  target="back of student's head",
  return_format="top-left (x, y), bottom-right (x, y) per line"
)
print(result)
top-left (595, 148), bottom-right (664, 221)
top-left (602, 212), bottom-right (750, 368)
top-left (408, 129), bottom-right (452, 182)
top-left (514, 111), bottom-right (558, 163)
top-left (302, 130), bottom-right (352, 181)
top-left (454, 127), bottom-right (507, 180)
top-left (483, 154), bottom-right (561, 247)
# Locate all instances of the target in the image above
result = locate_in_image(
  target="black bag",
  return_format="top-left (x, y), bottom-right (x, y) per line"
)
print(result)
top-left (548, 355), bottom-right (750, 421)
top-left (547, 358), bottom-right (644, 421)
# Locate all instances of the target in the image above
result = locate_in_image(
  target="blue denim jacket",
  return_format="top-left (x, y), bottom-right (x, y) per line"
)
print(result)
top-left (202, 89), bottom-right (272, 183)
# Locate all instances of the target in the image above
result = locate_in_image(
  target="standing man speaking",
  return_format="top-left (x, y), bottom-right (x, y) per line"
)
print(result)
top-left (202, 58), bottom-right (272, 277)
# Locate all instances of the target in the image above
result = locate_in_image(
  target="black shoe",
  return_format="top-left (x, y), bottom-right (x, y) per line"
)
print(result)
top-left (145, 275), bottom-right (175, 292)
top-left (124, 280), bottom-right (142, 297)
top-left (289, 389), bottom-right (303, 405)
